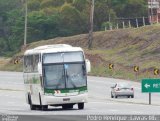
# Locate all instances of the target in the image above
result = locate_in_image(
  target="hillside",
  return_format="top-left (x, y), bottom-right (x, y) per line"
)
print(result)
top-left (1, 24), bottom-right (160, 81)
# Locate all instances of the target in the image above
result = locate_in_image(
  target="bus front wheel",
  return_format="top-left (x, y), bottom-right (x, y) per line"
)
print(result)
top-left (28, 94), bottom-right (36, 110)
top-left (78, 103), bottom-right (84, 110)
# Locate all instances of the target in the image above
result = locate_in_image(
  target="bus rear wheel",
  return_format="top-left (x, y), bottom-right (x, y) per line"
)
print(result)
top-left (78, 103), bottom-right (84, 110)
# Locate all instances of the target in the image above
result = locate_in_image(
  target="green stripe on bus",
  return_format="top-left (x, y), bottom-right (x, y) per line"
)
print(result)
top-left (44, 86), bottom-right (87, 94)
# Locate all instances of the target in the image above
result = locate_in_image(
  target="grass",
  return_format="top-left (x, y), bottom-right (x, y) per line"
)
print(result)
top-left (0, 62), bottom-right (23, 72)
top-left (90, 64), bottom-right (158, 82)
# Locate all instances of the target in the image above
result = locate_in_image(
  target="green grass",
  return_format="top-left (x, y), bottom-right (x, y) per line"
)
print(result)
top-left (90, 65), bottom-right (158, 82)
top-left (0, 62), bottom-right (23, 72)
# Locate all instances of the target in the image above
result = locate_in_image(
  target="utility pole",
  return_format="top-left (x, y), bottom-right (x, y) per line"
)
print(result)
top-left (24, 0), bottom-right (28, 47)
top-left (151, 0), bottom-right (153, 24)
top-left (88, 0), bottom-right (94, 49)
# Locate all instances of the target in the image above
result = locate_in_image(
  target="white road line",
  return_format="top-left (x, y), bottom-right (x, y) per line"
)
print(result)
top-left (10, 96), bottom-right (19, 98)
top-left (109, 109), bottom-right (119, 112)
top-left (8, 102), bottom-right (15, 104)
top-left (89, 101), bottom-right (123, 105)
top-left (134, 87), bottom-right (141, 90)
top-left (131, 111), bottom-right (143, 114)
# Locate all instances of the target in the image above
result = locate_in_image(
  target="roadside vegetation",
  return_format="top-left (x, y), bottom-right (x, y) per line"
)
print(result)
top-left (0, 24), bottom-right (160, 81)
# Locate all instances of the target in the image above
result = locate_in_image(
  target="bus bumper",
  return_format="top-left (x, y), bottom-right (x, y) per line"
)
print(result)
top-left (42, 93), bottom-right (88, 105)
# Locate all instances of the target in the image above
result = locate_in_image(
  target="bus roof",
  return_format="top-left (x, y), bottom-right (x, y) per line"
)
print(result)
top-left (24, 44), bottom-right (83, 55)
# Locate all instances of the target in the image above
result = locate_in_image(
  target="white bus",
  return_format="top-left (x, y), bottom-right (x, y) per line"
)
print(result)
top-left (23, 44), bottom-right (91, 110)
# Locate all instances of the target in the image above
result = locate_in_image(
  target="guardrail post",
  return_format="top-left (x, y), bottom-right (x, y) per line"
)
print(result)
top-left (143, 17), bottom-right (145, 26)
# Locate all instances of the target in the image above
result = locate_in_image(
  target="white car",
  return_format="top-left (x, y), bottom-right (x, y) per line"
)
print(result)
top-left (111, 83), bottom-right (134, 98)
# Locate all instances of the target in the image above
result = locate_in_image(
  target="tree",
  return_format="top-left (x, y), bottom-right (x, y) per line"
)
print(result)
top-left (73, 0), bottom-right (89, 11)
top-left (40, 0), bottom-right (65, 8)
top-left (94, 0), bottom-right (117, 30)
top-left (0, 0), bottom-right (23, 55)
top-left (28, 0), bottom-right (41, 11)
top-left (111, 0), bottom-right (147, 17)
top-left (27, 11), bottom-right (61, 42)
top-left (122, 0), bottom-right (148, 17)
top-left (60, 3), bottom-right (86, 35)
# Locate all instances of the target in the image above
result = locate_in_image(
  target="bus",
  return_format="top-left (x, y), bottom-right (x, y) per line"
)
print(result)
top-left (23, 44), bottom-right (91, 110)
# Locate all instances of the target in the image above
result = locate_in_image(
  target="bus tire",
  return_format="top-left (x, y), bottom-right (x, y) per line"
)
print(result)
top-left (39, 93), bottom-right (48, 111)
top-left (78, 103), bottom-right (84, 110)
top-left (111, 92), bottom-right (114, 98)
top-left (28, 94), bottom-right (36, 110)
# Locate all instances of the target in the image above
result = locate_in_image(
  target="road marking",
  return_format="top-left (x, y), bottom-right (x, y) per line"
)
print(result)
top-left (8, 102), bottom-right (15, 104)
top-left (131, 111), bottom-right (142, 114)
top-left (89, 101), bottom-right (110, 104)
top-left (109, 109), bottom-right (119, 112)
top-left (0, 88), bottom-right (23, 91)
top-left (134, 86), bottom-right (141, 90)
top-left (89, 101), bottom-right (123, 105)
top-left (10, 95), bottom-right (22, 98)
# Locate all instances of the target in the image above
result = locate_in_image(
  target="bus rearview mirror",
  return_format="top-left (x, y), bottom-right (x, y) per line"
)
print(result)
top-left (85, 59), bottom-right (91, 73)
top-left (38, 63), bottom-right (42, 75)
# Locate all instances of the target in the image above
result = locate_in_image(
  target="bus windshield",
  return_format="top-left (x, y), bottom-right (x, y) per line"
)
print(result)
top-left (43, 52), bottom-right (87, 89)
top-left (43, 51), bottom-right (84, 64)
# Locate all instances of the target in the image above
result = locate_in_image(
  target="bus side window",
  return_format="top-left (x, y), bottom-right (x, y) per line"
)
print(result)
top-left (26, 56), bottom-right (30, 72)
top-left (25, 56), bottom-right (30, 72)
top-left (24, 56), bottom-right (27, 72)
top-left (26, 55), bottom-right (33, 72)
top-left (33, 54), bottom-right (39, 72)
top-left (29, 55), bottom-right (33, 72)
top-left (24, 55), bottom-right (39, 72)
top-left (39, 54), bottom-right (41, 62)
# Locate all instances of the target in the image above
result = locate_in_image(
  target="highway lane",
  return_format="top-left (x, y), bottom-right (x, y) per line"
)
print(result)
top-left (0, 71), bottom-right (24, 91)
top-left (88, 76), bottom-right (160, 105)
top-left (0, 71), bottom-right (160, 115)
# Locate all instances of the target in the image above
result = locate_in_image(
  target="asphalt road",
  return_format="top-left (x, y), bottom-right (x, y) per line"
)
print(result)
top-left (0, 71), bottom-right (160, 118)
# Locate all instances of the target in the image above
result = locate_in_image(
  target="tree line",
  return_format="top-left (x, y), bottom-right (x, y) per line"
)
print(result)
top-left (0, 0), bottom-right (148, 56)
